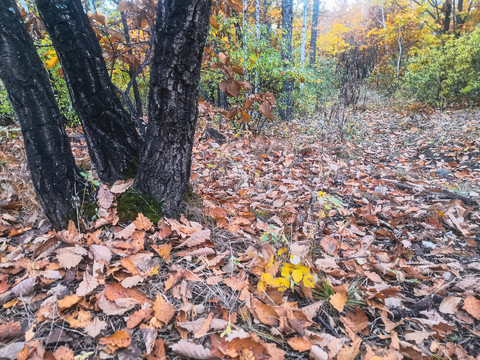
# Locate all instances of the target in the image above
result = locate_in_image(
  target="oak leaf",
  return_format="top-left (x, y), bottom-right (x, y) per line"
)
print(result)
top-left (76, 271), bottom-right (99, 297)
top-left (99, 330), bottom-right (131, 354)
top-left (153, 294), bottom-right (175, 326)
top-left (65, 309), bottom-right (92, 329)
top-left (288, 337), bottom-right (312, 352)
top-left (85, 317), bottom-right (107, 338)
top-left (57, 247), bottom-right (87, 269)
top-left (330, 292), bottom-right (348, 312)
top-left (134, 213), bottom-right (153, 231)
top-left (463, 296), bottom-right (480, 319)
top-left (152, 243), bottom-right (172, 263)
top-left (172, 339), bottom-right (214, 359)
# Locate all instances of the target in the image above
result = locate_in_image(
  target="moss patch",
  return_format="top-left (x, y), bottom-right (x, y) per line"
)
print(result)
top-left (116, 189), bottom-right (163, 223)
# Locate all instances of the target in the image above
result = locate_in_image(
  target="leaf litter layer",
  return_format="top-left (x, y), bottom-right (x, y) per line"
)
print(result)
top-left (0, 108), bottom-right (479, 359)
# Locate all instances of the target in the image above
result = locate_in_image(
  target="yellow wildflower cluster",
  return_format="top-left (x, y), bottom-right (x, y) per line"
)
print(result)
top-left (257, 249), bottom-right (316, 294)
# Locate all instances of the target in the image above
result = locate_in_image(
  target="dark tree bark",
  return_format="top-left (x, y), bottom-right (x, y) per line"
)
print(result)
top-left (0, 0), bottom-right (85, 228)
top-left (134, 0), bottom-right (211, 217)
top-left (279, 0), bottom-right (294, 121)
top-left (443, 0), bottom-right (452, 32)
top-left (36, 0), bottom-right (142, 184)
top-left (310, 0), bottom-right (320, 65)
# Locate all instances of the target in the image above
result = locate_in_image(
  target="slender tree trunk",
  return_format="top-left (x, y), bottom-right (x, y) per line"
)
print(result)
top-left (310, 0), bottom-right (320, 65)
top-left (300, 0), bottom-right (308, 65)
top-left (120, 11), bottom-right (144, 118)
top-left (262, 0), bottom-right (271, 37)
top-left (280, 0), bottom-right (294, 121)
top-left (444, 0), bottom-right (452, 32)
top-left (0, 0), bottom-right (85, 229)
top-left (36, 0), bottom-right (142, 184)
top-left (134, 0), bottom-right (211, 217)
top-left (255, 0), bottom-right (260, 94)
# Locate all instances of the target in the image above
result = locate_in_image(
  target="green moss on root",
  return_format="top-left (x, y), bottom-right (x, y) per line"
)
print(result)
top-left (116, 189), bottom-right (163, 223)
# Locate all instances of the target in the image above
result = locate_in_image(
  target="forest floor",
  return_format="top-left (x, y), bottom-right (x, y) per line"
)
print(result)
top-left (0, 107), bottom-right (479, 360)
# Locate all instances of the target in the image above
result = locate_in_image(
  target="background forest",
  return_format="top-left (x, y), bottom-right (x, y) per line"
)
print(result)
top-left (0, 1), bottom-right (479, 359)
top-left (2, 0), bottom-right (480, 130)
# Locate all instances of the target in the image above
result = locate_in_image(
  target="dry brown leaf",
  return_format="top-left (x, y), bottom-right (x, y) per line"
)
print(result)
top-left (300, 301), bottom-right (323, 321)
top-left (310, 345), bottom-right (328, 360)
top-left (153, 294), bottom-right (175, 326)
top-left (53, 346), bottom-right (74, 360)
top-left (57, 220), bottom-right (83, 244)
top-left (115, 223), bottom-right (136, 239)
top-left (126, 308), bottom-right (153, 329)
top-left (251, 297), bottom-right (279, 326)
top-left (287, 337), bottom-right (312, 352)
top-left (175, 229), bottom-right (211, 249)
top-left (172, 339), bottom-right (213, 359)
top-left (76, 271), bottom-right (99, 297)
top-left (439, 296), bottom-right (462, 315)
top-left (194, 312), bottom-right (213, 339)
top-left (57, 247), bottom-right (87, 269)
top-left (330, 292), bottom-right (348, 312)
top-left (12, 277), bottom-right (36, 297)
top-left (65, 309), bottom-right (92, 329)
top-left (151, 338), bottom-right (166, 360)
top-left (463, 296), bottom-right (480, 319)
top-left (90, 244), bottom-right (112, 263)
top-left (97, 183), bottom-right (114, 209)
top-left (336, 338), bottom-right (362, 360)
top-left (104, 282), bottom-right (148, 304)
top-left (58, 294), bottom-right (81, 311)
top-left (134, 213), bottom-right (153, 231)
top-left (0, 321), bottom-right (22, 340)
top-left (98, 293), bottom-right (136, 315)
top-left (341, 308), bottom-right (369, 335)
top-left (85, 317), bottom-right (107, 338)
top-left (99, 330), bottom-right (131, 354)
top-left (121, 275), bottom-right (144, 288)
top-left (110, 179), bottom-right (133, 194)
top-left (152, 243), bottom-right (172, 263)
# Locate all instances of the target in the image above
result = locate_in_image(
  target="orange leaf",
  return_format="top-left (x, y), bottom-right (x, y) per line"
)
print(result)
top-left (463, 296), bottom-right (480, 319)
top-left (104, 282), bottom-right (148, 305)
top-left (330, 292), bottom-right (348, 312)
top-left (152, 243), bottom-right (172, 263)
top-left (287, 337), bottom-right (312, 352)
top-left (153, 294), bottom-right (175, 326)
top-left (58, 294), bottom-right (82, 311)
top-left (251, 298), bottom-right (279, 326)
top-left (53, 346), bottom-right (74, 360)
top-left (126, 308), bottom-right (153, 329)
top-left (194, 312), bottom-right (213, 339)
top-left (65, 309), bottom-right (92, 329)
top-left (99, 330), bottom-right (132, 354)
top-left (134, 213), bottom-right (153, 231)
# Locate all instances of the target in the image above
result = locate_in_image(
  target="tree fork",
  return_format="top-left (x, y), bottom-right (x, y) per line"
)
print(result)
top-left (134, 0), bottom-right (211, 217)
top-left (36, 0), bottom-right (142, 184)
top-left (0, 0), bottom-right (86, 228)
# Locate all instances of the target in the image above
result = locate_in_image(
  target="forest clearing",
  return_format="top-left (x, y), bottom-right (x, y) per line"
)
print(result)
top-left (0, 0), bottom-right (479, 359)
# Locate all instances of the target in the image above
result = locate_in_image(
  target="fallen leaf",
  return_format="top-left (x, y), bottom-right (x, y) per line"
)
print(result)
top-left (336, 338), bottom-right (361, 360)
top-left (288, 337), bottom-right (312, 352)
top-left (76, 271), bottom-right (99, 297)
top-left (172, 339), bottom-right (213, 359)
top-left (126, 308), bottom-right (153, 329)
top-left (0, 321), bottom-right (22, 340)
top-left (439, 296), bottom-right (462, 315)
top-left (90, 244), bottom-right (112, 263)
top-left (12, 277), bottom-right (36, 297)
top-left (99, 330), bottom-right (131, 354)
top-left (153, 294), bottom-right (175, 326)
top-left (65, 309), bottom-right (92, 329)
top-left (97, 184), bottom-right (114, 209)
top-left (110, 179), bottom-right (133, 194)
top-left (104, 282), bottom-right (148, 304)
top-left (85, 317), bottom-right (107, 338)
top-left (330, 292), bottom-right (348, 312)
top-left (463, 296), bottom-right (480, 319)
top-left (194, 312), bottom-right (213, 339)
top-left (57, 247), bottom-right (87, 269)
top-left (152, 243), bottom-right (172, 263)
top-left (134, 213), bottom-right (153, 231)
top-left (53, 346), bottom-right (74, 360)
top-left (251, 297), bottom-right (279, 326)
top-left (58, 294), bottom-right (81, 311)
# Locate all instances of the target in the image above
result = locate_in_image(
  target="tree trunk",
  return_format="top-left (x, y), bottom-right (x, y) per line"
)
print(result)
top-left (300, 0), bottom-right (308, 65)
top-left (134, 0), bottom-right (211, 217)
top-left (36, 0), bottom-right (142, 184)
top-left (0, 0), bottom-right (85, 229)
top-left (280, 0), bottom-right (294, 121)
top-left (310, 0), bottom-right (320, 65)
top-left (443, 0), bottom-right (452, 33)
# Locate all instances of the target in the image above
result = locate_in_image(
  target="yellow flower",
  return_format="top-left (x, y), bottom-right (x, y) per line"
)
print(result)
top-left (303, 274), bottom-right (316, 288)
top-left (277, 248), bottom-right (288, 256)
top-left (281, 265), bottom-right (292, 278)
top-left (273, 277), bottom-right (290, 291)
top-left (292, 269), bottom-right (303, 283)
top-left (257, 280), bottom-right (267, 294)
top-left (298, 265), bottom-right (310, 274)
top-left (261, 272), bottom-right (275, 286)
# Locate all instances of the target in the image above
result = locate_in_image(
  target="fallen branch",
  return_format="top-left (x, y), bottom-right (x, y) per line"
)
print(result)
top-left (380, 179), bottom-right (477, 205)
